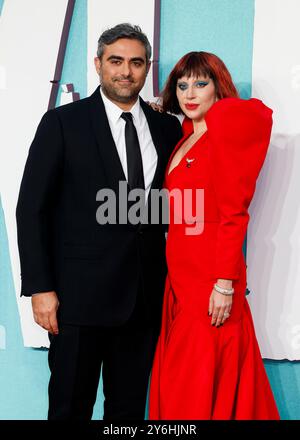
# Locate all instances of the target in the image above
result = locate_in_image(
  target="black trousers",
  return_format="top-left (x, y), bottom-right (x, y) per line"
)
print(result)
top-left (47, 290), bottom-right (161, 420)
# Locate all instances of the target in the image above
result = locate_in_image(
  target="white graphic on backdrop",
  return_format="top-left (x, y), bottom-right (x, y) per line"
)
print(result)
top-left (0, 325), bottom-right (6, 350)
top-left (60, 83), bottom-right (80, 105)
top-left (248, 0), bottom-right (300, 360)
top-left (0, 0), bottom-right (69, 347)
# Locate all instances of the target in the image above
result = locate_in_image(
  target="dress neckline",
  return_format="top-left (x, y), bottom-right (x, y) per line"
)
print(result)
top-left (167, 130), bottom-right (208, 178)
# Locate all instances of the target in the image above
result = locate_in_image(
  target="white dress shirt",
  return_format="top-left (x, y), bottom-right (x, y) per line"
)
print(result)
top-left (100, 88), bottom-right (158, 200)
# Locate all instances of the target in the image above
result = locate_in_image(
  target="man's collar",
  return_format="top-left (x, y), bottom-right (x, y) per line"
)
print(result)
top-left (99, 86), bottom-right (142, 125)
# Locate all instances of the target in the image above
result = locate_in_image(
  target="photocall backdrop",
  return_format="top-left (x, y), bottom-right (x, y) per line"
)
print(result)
top-left (0, 0), bottom-right (299, 419)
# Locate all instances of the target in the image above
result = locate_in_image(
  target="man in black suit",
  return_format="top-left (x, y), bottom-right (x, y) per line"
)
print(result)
top-left (16, 23), bottom-right (182, 420)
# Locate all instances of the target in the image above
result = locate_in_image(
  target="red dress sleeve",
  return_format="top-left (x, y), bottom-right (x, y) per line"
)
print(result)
top-left (205, 97), bottom-right (273, 280)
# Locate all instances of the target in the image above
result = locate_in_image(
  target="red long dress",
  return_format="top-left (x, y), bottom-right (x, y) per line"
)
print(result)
top-left (148, 97), bottom-right (280, 420)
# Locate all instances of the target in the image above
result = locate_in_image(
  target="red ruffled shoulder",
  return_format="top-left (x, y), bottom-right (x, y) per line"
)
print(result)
top-left (183, 97), bottom-right (273, 145)
top-left (205, 97), bottom-right (273, 145)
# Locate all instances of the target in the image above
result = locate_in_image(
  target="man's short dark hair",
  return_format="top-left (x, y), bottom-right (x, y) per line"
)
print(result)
top-left (97, 23), bottom-right (152, 63)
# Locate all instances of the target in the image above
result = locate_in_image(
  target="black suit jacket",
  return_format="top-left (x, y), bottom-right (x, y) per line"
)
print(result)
top-left (16, 86), bottom-right (182, 327)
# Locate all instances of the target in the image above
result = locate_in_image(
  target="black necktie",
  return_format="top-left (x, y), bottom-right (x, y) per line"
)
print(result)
top-left (121, 112), bottom-right (145, 190)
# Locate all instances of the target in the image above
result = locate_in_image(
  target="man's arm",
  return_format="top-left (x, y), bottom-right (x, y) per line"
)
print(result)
top-left (16, 109), bottom-right (63, 334)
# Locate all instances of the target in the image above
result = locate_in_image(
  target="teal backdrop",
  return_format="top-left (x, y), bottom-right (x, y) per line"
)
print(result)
top-left (0, 0), bottom-right (299, 420)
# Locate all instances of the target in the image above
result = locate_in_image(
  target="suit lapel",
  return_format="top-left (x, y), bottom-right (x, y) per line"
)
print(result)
top-left (139, 97), bottom-right (165, 192)
top-left (88, 86), bottom-right (127, 193)
top-left (88, 87), bottom-right (166, 222)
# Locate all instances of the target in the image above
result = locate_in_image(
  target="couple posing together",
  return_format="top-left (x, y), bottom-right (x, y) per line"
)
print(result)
top-left (16, 23), bottom-right (280, 420)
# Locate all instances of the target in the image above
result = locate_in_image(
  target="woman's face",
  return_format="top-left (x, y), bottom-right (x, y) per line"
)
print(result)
top-left (176, 75), bottom-right (217, 122)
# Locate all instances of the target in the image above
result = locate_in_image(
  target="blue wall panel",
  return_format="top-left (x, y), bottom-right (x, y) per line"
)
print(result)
top-left (159, 0), bottom-right (255, 98)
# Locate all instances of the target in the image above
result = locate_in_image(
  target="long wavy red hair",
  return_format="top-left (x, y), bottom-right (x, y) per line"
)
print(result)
top-left (162, 51), bottom-right (239, 114)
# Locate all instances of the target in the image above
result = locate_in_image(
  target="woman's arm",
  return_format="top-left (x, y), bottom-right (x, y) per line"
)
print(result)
top-left (206, 97), bottom-right (273, 326)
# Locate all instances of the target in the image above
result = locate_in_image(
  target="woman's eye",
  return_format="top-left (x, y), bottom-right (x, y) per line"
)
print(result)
top-left (178, 84), bottom-right (188, 91)
top-left (195, 81), bottom-right (209, 88)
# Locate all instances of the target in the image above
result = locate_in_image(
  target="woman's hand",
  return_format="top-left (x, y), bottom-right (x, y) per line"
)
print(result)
top-left (208, 281), bottom-right (233, 327)
top-left (146, 101), bottom-right (163, 113)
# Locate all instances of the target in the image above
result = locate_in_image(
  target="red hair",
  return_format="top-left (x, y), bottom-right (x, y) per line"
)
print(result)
top-left (162, 51), bottom-right (239, 114)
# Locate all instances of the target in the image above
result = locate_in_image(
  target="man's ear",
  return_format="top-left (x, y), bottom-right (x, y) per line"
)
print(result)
top-left (146, 61), bottom-right (151, 75)
top-left (94, 56), bottom-right (101, 75)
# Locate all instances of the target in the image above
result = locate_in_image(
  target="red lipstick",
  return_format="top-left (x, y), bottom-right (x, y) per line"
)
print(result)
top-left (185, 104), bottom-right (199, 111)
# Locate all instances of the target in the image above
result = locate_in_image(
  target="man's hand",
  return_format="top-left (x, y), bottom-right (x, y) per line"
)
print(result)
top-left (32, 291), bottom-right (60, 335)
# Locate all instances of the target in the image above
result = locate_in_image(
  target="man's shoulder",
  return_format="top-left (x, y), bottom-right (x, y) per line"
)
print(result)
top-left (140, 99), bottom-right (180, 127)
top-left (53, 95), bottom-right (90, 116)
top-left (41, 95), bottom-right (95, 129)
top-left (160, 109), bottom-right (180, 124)
top-left (156, 108), bottom-right (182, 132)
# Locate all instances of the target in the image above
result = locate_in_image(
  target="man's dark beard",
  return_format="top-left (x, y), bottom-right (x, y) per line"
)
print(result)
top-left (101, 80), bottom-right (141, 104)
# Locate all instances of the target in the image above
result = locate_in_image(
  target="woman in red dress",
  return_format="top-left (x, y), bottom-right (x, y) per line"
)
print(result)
top-left (148, 52), bottom-right (280, 420)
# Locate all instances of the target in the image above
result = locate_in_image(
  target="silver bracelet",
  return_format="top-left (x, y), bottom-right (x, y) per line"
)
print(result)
top-left (214, 283), bottom-right (234, 295)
